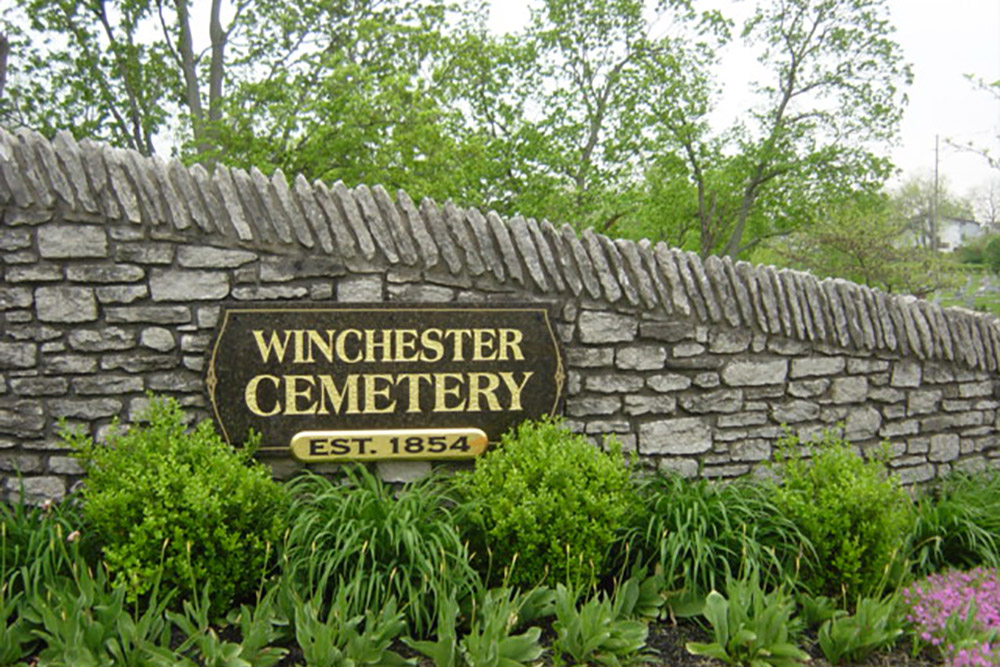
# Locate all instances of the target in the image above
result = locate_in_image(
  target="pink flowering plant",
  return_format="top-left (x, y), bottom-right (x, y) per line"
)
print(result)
top-left (902, 567), bottom-right (1000, 666)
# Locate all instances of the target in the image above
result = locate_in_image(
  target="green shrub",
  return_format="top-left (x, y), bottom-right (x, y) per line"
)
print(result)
top-left (282, 465), bottom-right (478, 638)
top-left (67, 396), bottom-right (288, 612)
top-left (454, 418), bottom-right (638, 590)
top-left (910, 470), bottom-right (1000, 575)
top-left (770, 428), bottom-right (914, 603)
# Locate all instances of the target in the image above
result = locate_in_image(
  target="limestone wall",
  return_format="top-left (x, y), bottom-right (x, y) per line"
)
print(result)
top-left (1, 127), bottom-right (998, 501)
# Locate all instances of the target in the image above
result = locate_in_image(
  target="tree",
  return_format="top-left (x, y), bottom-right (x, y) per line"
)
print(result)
top-left (891, 174), bottom-right (973, 250)
top-left (949, 77), bottom-right (1000, 172)
top-left (636, 0), bottom-right (911, 258)
top-left (0, 0), bottom-right (238, 156)
top-left (970, 178), bottom-right (1000, 231)
top-left (778, 197), bottom-right (959, 297)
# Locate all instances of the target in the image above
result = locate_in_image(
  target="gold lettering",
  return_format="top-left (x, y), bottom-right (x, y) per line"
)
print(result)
top-left (499, 371), bottom-right (533, 411)
top-left (467, 372), bottom-right (501, 411)
top-left (433, 373), bottom-right (467, 412)
top-left (420, 328), bottom-right (444, 362)
top-left (252, 330), bottom-right (292, 362)
top-left (306, 330), bottom-right (337, 363)
top-left (395, 329), bottom-right (419, 362)
top-left (318, 375), bottom-right (360, 414)
top-left (364, 374), bottom-right (397, 413)
top-left (445, 329), bottom-right (474, 361)
top-left (335, 329), bottom-right (363, 363)
top-left (284, 375), bottom-right (317, 415)
top-left (472, 329), bottom-right (497, 361)
top-left (396, 373), bottom-right (433, 412)
top-left (498, 329), bottom-right (525, 361)
top-left (365, 329), bottom-right (393, 362)
top-left (245, 375), bottom-right (281, 416)
top-left (292, 330), bottom-right (308, 363)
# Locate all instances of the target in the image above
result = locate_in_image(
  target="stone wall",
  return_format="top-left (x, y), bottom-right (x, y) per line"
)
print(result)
top-left (1, 127), bottom-right (998, 502)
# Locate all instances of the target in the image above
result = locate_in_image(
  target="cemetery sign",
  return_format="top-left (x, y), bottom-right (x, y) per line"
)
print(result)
top-left (207, 304), bottom-right (564, 461)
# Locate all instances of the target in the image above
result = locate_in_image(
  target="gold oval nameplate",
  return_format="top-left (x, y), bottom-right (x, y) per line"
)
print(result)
top-left (290, 428), bottom-right (489, 462)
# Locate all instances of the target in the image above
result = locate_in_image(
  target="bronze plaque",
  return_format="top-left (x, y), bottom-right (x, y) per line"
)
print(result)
top-left (206, 303), bottom-right (565, 453)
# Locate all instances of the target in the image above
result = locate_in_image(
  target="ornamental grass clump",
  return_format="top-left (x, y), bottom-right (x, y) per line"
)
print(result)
top-left (903, 568), bottom-right (1000, 666)
top-left (455, 418), bottom-right (638, 590)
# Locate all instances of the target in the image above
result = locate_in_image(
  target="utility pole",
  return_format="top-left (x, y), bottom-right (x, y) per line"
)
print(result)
top-left (932, 134), bottom-right (940, 252)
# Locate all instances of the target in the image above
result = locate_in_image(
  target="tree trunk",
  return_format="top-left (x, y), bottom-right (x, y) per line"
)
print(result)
top-left (0, 33), bottom-right (8, 101)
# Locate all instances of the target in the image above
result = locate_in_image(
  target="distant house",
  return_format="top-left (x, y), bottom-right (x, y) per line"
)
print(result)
top-left (938, 216), bottom-right (983, 250)
top-left (903, 215), bottom-right (983, 251)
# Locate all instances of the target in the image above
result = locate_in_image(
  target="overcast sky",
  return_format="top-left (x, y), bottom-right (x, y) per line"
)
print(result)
top-left (487, 0), bottom-right (1000, 198)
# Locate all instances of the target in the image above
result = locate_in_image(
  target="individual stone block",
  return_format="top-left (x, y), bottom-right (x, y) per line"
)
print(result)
top-left (616, 345), bottom-right (667, 371)
top-left (721, 359), bottom-right (788, 387)
top-left (584, 375), bottom-right (644, 393)
top-left (672, 342), bottom-right (705, 358)
top-left (639, 418), bottom-right (712, 455)
top-left (959, 381), bottom-right (994, 398)
top-left (377, 460), bottom-right (433, 484)
top-left (566, 396), bottom-right (620, 416)
top-left (68, 328), bottom-right (134, 352)
top-left (709, 330), bottom-right (752, 354)
top-left (35, 286), bottom-right (97, 322)
top-left (566, 348), bottom-right (615, 368)
top-left (150, 270), bottom-right (229, 301)
top-left (647, 374), bottom-right (693, 392)
top-left (929, 433), bottom-right (960, 463)
top-left (844, 407), bottom-right (882, 440)
top-left (140, 327), bottom-right (176, 352)
top-left (50, 398), bottom-right (122, 419)
top-left (0, 343), bottom-right (36, 369)
top-left (578, 311), bottom-right (637, 344)
top-left (789, 379), bottom-right (829, 398)
top-left (66, 264), bottom-right (145, 283)
top-left (906, 389), bottom-right (943, 415)
top-left (178, 246), bottom-right (258, 269)
top-left (679, 389), bottom-right (742, 414)
top-left (890, 360), bottom-right (922, 388)
top-left (624, 395), bottom-right (677, 416)
top-left (73, 376), bottom-right (144, 395)
top-left (0, 287), bottom-right (32, 310)
top-left (7, 476), bottom-right (65, 503)
top-left (693, 372), bottom-right (720, 388)
top-left (337, 275), bottom-right (383, 302)
top-left (790, 356), bottom-right (845, 378)
top-left (232, 286), bottom-right (309, 300)
top-left (772, 400), bottom-right (820, 423)
top-left (95, 285), bottom-right (149, 304)
top-left (105, 306), bottom-right (191, 324)
top-left (36, 225), bottom-right (107, 260)
top-left (830, 376), bottom-right (868, 404)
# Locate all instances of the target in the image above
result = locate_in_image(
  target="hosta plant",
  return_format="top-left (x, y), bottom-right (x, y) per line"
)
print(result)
top-left (686, 572), bottom-right (809, 667)
top-left (550, 582), bottom-right (650, 666)
top-left (405, 586), bottom-right (548, 667)
top-left (817, 595), bottom-right (904, 663)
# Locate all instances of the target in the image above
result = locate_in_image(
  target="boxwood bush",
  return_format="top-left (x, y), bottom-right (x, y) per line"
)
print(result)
top-left (770, 428), bottom-right (914, 603)
top-left (66, 396), bottom-right (288, 612)
top-left (455, 418), bottom-right (638, 589)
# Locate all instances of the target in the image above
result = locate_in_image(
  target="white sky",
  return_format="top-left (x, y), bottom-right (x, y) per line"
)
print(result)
top-left (487, 0), bottom-right (1000, 199)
